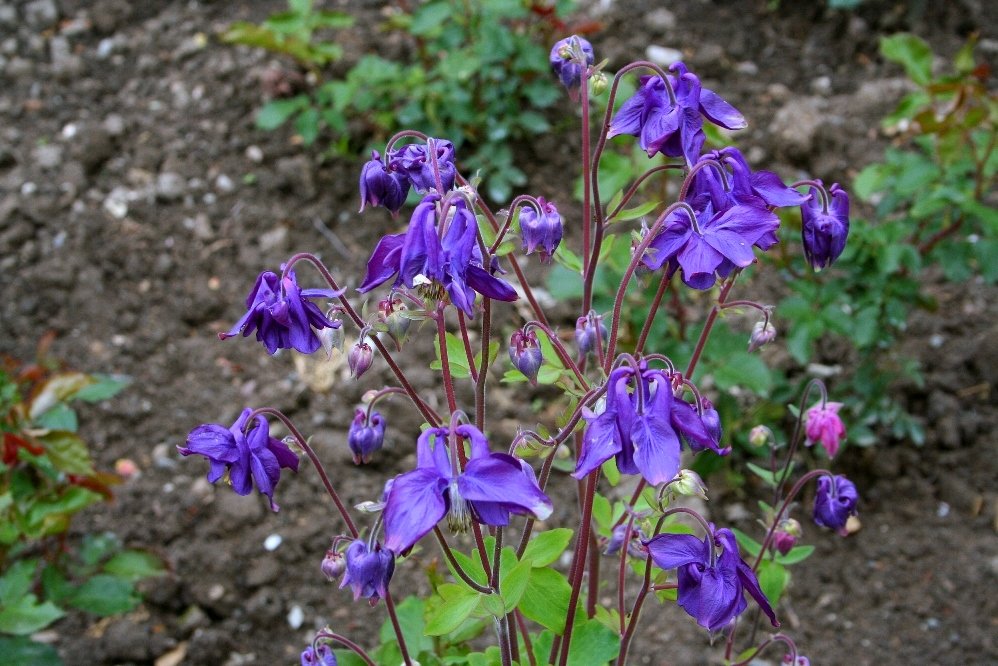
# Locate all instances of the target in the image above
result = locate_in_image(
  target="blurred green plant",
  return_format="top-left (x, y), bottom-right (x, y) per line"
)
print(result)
top-left (0, 339), bottom-right (164, 665)
top-left (224, 0), bottom-right (576, 201)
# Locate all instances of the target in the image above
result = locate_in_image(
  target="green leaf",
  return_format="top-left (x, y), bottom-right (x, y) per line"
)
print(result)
top-left (711, 352), bottom-right (773, 397)
top-left (67, 575), bottom-right (139, 616)
top-left (0, 595), bottom-right (64, 635)
top-left (379, 596), bottom-right (432, 654)
top-left (521, 528), bottom-right (573, 568)
top-left (255, 96), bottom-right (308, 131)
top-left (409, 2), bottom-right (451, 36)
top-left (0, 559), bottom-right (38, 605)
top-left (0, 637), bottom-right (63, 666)
top-left (565, 618), bottom-right (620, 665)
top-left (880, 33), bottom-right (933, 86)
top-left (745, 462), bottom-right (779, 488)
top-left (74, 374), bottom-right (130, 402)
top-left (500, 557), bottom-right (532, 612)
top-left (518, 567), bottom-right (571, 633)
top-left (430, 332), bottom-right (473, 379)
top-left (28, 373), bottom-right (92, 421)
top-left (729, 528), bottom-right (763, 558)
top-left (24, 487), bottom-right (103, 536)
top-left (612, 199), bottom-right (660, 222)
top-left (34, 404), bottom-right (77, 432)
top-left (756, 559), bottom-right (790, 606)
top-left (102, 551), bottom-right (166, 582)
top-left (38, 432), bottom-right (94, 476)
top-left (774, 544), bottom-right (815, 566)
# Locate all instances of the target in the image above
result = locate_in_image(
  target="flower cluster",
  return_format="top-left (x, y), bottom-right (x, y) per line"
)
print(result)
top-left (359, 138), bottom-right (458, 215)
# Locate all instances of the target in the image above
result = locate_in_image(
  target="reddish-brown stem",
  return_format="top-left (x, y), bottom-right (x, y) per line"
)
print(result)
top-left (515, 610), bottom-right (537, 666)
top-left (557, 471), bottom-right (599, 666)
top-left (457, 310), bottom-right (480, 383)
top-left (313, 630), bottom-right (377, 666)
top-left (247, 407), bottom-right (357, 538)
top-left (384, 589), bottom-right (413, 666)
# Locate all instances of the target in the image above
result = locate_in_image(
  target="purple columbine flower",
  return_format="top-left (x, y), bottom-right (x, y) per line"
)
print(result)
top-left (219, 269), bottom-right (341, 355)
top-left (783, 655), bottom-right (810, 666)
top-left (801, 181), bottom-right (850, 271)
top-left (300, 644), bottom-right (337, 666)
top-left (388, 139), bottom-right (457, 193)
top-left (359, 150), bottom-right (410, 215)
top-left (179, 408), bottom-right (300, 511)
top-left (608, 63), bottom-right (746, 166)
top-left (339, 538), bottom-right (394, 605)
top-left (550, 35), bottom-right (595, 92)
top-left (645, 525), bottom-right (779, 633)
top-left (813, 474), bottom-right (858, 535)
top-left (348, 408), bottom-right (385, 464)
top-left (382, 423), bottom-right (552, 554)
top-left (575, 310), bottom-right (607, 357)
top-left (574, 364), bottom-right (726, 486)
top-left (805, 400), bottom-right (846, 458)
top-left (642, 202), bottom-right (779, 290)
top-left (691, 147), bottom-right (809, 213)
top-left (604, 523), bottom-right (646, 558)
top-left (357, 194), bottom-right (518, 316)
top-left (520, 197), bottom-right (564, 263)
top-left (509, 329), bottom-right (543, 385)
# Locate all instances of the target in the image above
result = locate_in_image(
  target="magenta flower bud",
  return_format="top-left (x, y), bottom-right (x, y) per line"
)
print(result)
top-left (748, 320), bottom-right (777, 352)
top-left (348, 408), bottom-right (385, 464)
top-left (321, 549), bottom-right (346, 581)
top-left (520, 197), bottom-right (563, 263)
top-left (801, 181), bottom-right (850, 271)
top-left (359, 150), bottom-right (409, 215)
top-left (509, 329), bottom-right (543, 385)
top-left (300, 644), bottom-right (337, 666)
top-left (772, 518), bottom-right (802, 556)
top-left (348, 340), bottom-right (374, 378)
top-left (575, 310), bottom-right (607, 357)
top-left (805, 401), bottom-right (846, 457)
top-left (550, 35), bottom-right (595, 91)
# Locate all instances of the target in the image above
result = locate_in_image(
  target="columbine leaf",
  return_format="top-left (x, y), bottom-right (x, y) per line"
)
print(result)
top-left (0, 595), bottom-right (64, 635)
top-left (521, 528), bottom-right (573, 568)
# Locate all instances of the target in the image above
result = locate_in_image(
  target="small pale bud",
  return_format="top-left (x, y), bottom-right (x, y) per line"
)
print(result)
top-left (672, 469), bottom-right (709, 500)
top-left (591, 71), bottom-right (608, 95)
top-left (318, 321), bottom-right (344, 359)
top-left (748, 320), bottom-right (777, 352)
top-left (348, 341), bottom-right (374, 378)
top-left (321, 549), bottom-right (345, 581)
top-left (749, 425), bottom-right (772, 448)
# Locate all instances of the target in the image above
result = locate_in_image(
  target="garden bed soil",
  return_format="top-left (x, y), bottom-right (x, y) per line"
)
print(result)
top-left (1, 1), bottom-right (995, 664)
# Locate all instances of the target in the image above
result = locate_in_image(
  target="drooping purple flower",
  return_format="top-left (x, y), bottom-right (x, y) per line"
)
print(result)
top-left (604, 523), bottom-right (646, 558)
top-left (801, 181), bottom-right (850, 271)
top-left (339, 538), bottom-right (394, 605)
top-left (574, 364), bottom-right (726, 486)
top-left (179, 408), bottom-right (300, 511)
top-left (520, 197), bottom-right (563, 263)
top-left (357, 194), bottom-right (518, 316)
top-left (575, 310), bottom-right (607, 357)
top-left (813, 474), bottom-right (858, 536)
top-left (748, 320), bottom-right (777, 352)
top-left (805, 401), bottom-right (846, 457)
top-left (608, 63), bottom-right (746, 166)
top-left (550, 35), bottom-right (595, 92)
top-left (691, 147), bottom-right (809, 214)
top-left (509, 329), bottom-right (543, 385)
top-left (645, 526), bottom-right (779, 633)
top-left (348, 408), bottom-right (385, 464)
top-left (300, 644), bottom-right (337, 666)
top-left (219, 270), bottom-right (341, 355)
top-left (783, 655), bottom-right (810, 666)
top-left (382, 423), bottom-right (552, 554)
top-left (359, 150), bottom-right (410, 215)
top-left (388, 138), bottom-right (457, 193)
top-left (642, 202), bottom-right (779, 290)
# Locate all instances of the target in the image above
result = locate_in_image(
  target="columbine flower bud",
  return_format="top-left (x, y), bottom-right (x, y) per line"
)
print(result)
top-left (575, 310), bottom-right (607, 357)
top-left (671, 469), bottom-right (709, 501)
top-left (379, 296), bottom-right (410, 349)
top-left (348, 340), bottom-right (374, 378)
top-left (590, 70), bottom-right (608, 96)
top-left (359, 150), bottom-right (409, 215)
top-left (550, 35), bottom-right (595, 92)
top-left (321, 549), bottom-right (346, 581)
top-left (749, 425), bottom-right (772, 448)
top-left (318, 317), bottom-right (344, 359)
top-left (801, 181), bottom-right (849, 271)
top-left (805, 401), bottom-right (845, 457)
top-left (772, 518), bottom-right (802, 556)
top-left (348, 408), bottom-right (385, 464)
top-left (520, 197), bottom-right (563, 263)
top-left (509, 329), bottom-right (543, 385)
top-left (748, 320), bottom-right (777, 352)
